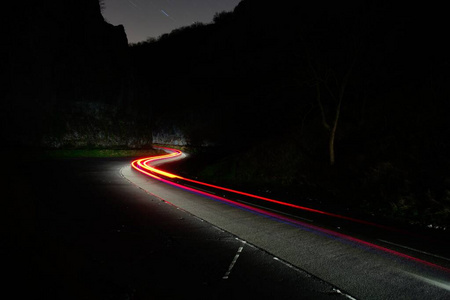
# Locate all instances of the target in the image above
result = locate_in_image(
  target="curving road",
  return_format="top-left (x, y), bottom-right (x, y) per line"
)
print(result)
top-left (124, 146), bottom-right (450, 299)
top-left (8, 148), bottom-right (449, 299)
top-left (8, 154), bottom-right (347, 299)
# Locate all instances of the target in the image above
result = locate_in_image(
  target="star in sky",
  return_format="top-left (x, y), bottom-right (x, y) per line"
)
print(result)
top-left (103, 0), bottom-right (242, 44)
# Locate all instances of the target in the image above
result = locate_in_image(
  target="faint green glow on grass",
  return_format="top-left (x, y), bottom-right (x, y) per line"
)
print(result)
top-left (43, 148), bottom-right (165, 159)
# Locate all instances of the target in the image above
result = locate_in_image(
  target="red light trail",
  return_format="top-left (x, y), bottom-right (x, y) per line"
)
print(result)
top-left (131, 146), bottom-right (450, 273)
top-left (133, 147), bottom-right (405, 232)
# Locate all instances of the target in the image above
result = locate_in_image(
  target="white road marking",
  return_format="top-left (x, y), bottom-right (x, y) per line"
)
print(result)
top-left (236, 199), bottom-right (314, 223)
top-left (183, 183), bottom-right (216, 194)
top-left (378, 239), bottom-right (450, 262)
top-left (406, 272), bottom-right (450, 291)
top-left (333, 288), bottom-right (359, 300)
top-left (273, 257), bottom-right (303, 273)
top-left (223, 244), bottom-right (245, 279)
top-left (273, 257), bottom-right (358, 299)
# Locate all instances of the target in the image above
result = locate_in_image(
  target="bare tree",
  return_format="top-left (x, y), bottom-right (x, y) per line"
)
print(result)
top-left (304, 40), bottom-right (358, 166)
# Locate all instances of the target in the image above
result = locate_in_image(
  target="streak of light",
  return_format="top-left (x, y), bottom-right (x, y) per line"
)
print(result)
top-left (161, 9), bottom-right (170, 17)
top-left (134, 147), bottom-right (408, 234)
top-left (127, 0), bottom-right (138, 8)
top-left (160, 9), bottom-right (176, 22)
top-left (131, 147), bottom-right (450, 274)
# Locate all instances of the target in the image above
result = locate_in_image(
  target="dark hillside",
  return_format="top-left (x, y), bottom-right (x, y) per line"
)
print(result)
top-left (2, 0), bottom-right (151, 148)
top-left (133, 0), bottom-right (450, 228)
top-left (3, 0), bottom-right (448, 227)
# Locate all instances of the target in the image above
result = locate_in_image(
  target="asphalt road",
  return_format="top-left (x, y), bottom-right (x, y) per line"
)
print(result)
top-left (125, 150), bottom-right (450, 300)
top-left (7, 157), bottom-right (348, 300)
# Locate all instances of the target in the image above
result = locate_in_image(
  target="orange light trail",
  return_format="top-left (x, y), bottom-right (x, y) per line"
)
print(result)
top-left (133, 147), bottom-right (399, 232)
top-left (131, 146), bottom-right (450, 273)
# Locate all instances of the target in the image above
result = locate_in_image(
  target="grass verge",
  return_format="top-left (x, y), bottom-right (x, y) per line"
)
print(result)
top-left (42, 148), bottom-right (164, 159)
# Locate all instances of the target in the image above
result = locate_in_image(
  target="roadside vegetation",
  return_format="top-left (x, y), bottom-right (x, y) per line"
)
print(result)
top-left (136, 2), bottom-right (450, 232)
top-left (5, 1), bottom-right (449, 232)
top-left (162, 138), bottom-right (450, 232)
top-left (41, 148), bottom-right (164, 159)
top-left (2, 148), bottom-right (164, 166)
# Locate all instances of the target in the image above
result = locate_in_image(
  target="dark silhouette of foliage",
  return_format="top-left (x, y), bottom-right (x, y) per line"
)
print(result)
top-left (129, 0), bottom-right (450, 227)
top-left (2, 0), bottom-right (449, 226)
top-left (213, 11), bottom-right (234, 25)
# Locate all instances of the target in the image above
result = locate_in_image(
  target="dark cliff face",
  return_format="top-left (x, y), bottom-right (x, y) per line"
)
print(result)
top-left (2, 0), bottom-right (150, 148)
top-left (5, 0), bottom-right (128, 104)
top-left (129, 0), bottom-right (450, 226)
top-left (134, 0), bottom-right (450, 149)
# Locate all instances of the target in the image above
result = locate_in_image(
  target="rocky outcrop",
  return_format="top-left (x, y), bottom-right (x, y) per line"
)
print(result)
top-left (5, 0), bottom-right (128, 102)
top-left (2, 0), bottom-right (145, 148)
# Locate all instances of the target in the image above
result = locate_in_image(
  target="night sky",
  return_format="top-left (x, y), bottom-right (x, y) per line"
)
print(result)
top-left (102, 0), bottom-right (242, 44)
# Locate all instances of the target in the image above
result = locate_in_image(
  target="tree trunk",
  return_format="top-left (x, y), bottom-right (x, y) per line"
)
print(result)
top-left (329, 95), bottom-right (342, 166)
